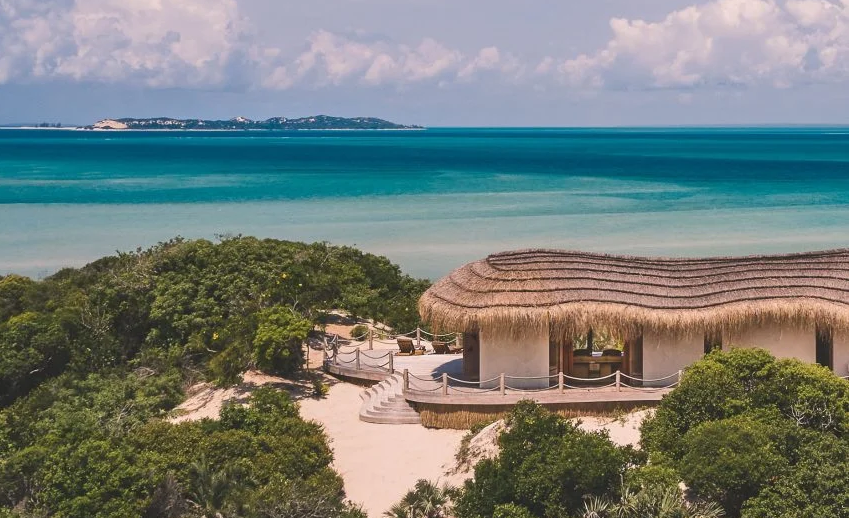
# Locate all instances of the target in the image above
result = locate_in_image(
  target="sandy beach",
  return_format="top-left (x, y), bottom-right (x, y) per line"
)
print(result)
top-left (299, 382), bottom-right (466, 516)
top-left (172, 366), bottom-right (648, 517)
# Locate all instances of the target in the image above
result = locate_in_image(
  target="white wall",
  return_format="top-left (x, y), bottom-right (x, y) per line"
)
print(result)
top-left (480, 325), bottom-right (550, 389)
top-left (724, 325), bottom-right (815, 363)
top-left (832, 332), bottom-right (849, 377)
top-left (642, 330), bottom-right (703, 386)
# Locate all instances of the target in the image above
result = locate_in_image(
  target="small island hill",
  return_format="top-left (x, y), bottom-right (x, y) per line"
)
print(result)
top-left (88, 115), bottom-right (421, 130)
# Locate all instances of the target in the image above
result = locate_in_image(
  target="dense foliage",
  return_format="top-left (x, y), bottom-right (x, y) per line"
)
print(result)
top-left (641, 348), bottom-right (849, 518)
top-left (445, 349), bottom-right (849, 518)
top-left (383, 479), bottom-right (457, 518)
top-left (0, 236), bottom-right (429, 517)
top-left (454, 401), bottom-right (640, 518)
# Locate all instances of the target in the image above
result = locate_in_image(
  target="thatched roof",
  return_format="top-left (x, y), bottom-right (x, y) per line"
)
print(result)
top-left (419, 249), bottom-right (849, 337)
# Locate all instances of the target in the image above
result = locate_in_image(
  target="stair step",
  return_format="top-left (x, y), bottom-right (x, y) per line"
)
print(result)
top-left (358, 376), bottom-right (421, 425)
top-left (360, 414), bottom-right (421, 425)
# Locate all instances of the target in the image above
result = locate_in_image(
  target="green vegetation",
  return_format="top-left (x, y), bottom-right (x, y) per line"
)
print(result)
top-left (0, 236), bottom-right (429, 517)
top-left (425, 348), bottom-right (848, 518)
top-left (383, 479), bottom-right (457, 518)
top-left (349, 324), bottom-right (370, 339)
top-left (89, 116), bottom-right (421, 130)
top-left (453, 401), bottom-right (643, 518)
top-left (641, 348), bottom-right (849, 518)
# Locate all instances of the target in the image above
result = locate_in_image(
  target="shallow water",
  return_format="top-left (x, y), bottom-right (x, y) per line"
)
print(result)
top-left (3, 127), bottom-right (849, 279)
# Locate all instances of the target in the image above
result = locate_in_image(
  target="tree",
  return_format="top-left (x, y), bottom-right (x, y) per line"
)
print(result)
top-left (741, 433), bottom-right (849, 518)
top-left (578, 483), bottom-right (725, 518)
top-left (455, 401), bottom-right (633, 518)
top-left (252, 307), bottom-right (312, 375)
top-left (384, 479), bottom-right (457, 518)
top-left (679, 416), bottom-right (789, 517)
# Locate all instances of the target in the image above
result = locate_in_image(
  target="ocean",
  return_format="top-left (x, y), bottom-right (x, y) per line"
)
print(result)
top-left (3, 127), bottom-right (849, 280)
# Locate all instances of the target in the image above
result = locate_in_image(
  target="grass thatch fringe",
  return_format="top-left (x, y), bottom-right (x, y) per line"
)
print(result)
top-left (420, 248), bottom-right (849, 338)
top-left (417, 401), bottom-right (652, 429)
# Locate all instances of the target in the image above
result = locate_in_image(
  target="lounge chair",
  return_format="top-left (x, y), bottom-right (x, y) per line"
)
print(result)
top-left (432, 341), bottom-right (448, 354)
top-left (397, 337), bottom-right (415, 355)
top-left (448, 342), bottom-right (463, 354)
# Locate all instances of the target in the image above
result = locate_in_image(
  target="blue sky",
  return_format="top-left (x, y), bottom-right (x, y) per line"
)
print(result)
top-left (3, 0), bottom-right (849, 126)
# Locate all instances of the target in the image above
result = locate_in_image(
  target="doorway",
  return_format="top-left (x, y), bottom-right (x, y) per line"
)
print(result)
top-left (816, 325), bottom-right (833, 370)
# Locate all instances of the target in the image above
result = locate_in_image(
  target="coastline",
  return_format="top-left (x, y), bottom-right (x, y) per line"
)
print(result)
top-left (0, 127), bottom-right (425, 132)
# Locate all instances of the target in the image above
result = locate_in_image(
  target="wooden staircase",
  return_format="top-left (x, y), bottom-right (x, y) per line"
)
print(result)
top-left (358, 373), bottom-right (421, 425)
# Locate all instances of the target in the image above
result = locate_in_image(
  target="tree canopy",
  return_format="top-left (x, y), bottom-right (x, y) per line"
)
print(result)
top-left (0, 236), bottom-right (428, 517)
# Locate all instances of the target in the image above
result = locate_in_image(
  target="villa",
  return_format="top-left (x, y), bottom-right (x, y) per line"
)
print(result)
top-left (419, 248), bottom-right (849, 388)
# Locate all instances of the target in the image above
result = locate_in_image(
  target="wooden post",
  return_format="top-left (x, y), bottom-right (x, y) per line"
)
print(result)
top-left (355, 349), bottom-right (361, 370)
top-left (499, 373), bottom-right (506, 395)
top-left (558, 371), bottom-right (564, 393)
top-left (442, 373), bottom-right (448, 396)
top-left (615, 370), bottom-right (621, 392)
top-left (368, 329), bottom-right (373, 350)
top-left (677, 369), bottom-right (683, 386)
top-left (389, 352), bottom-right (394, 374)
top-left (416, 328), bottom-right (422, 350)
top-left (404, 369), bottom-right (409, 393)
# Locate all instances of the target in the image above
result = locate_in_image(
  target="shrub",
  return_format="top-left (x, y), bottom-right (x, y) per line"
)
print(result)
top-left (742, 432), bottom-right (849, 518)
top-left (579, 483), bottom-right (725, 518)
top-left (640, 358), bottom-right (747, 458)
top-left (252, 306), bottom-right (312, 375)
top-left (641, 348), bottom-right (849, 460)
top-left (492, 503), bottom-right (535, 518)
top-left (350, 324), bottom-right (370, 339)
top-left (455, 401), bottom-right (632, 518)
top-left (384, 479), bottom-right (457, 518)
top-left (679, 415), bottom-right (789, 517)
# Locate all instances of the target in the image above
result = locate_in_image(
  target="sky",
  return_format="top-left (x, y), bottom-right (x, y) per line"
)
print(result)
top-left (4, 0), bottom-right (849, 126)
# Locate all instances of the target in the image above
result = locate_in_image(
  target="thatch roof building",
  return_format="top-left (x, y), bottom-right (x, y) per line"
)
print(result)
top-left (420, 249), bottom-right (849, 387)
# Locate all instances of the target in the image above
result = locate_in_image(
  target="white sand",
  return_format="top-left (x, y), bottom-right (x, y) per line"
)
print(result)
top-left (171, 367), bottom-right (649, 518)
top-left (573, 410), bottom-right (651, 448)
top-left (170, 370), bottom-right (312, 423)
top-left (298, 382), bottom-right (466, 517)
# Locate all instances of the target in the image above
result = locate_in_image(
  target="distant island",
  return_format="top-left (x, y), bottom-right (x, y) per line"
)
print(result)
top-left (86, 115), bottom-right (422, 131)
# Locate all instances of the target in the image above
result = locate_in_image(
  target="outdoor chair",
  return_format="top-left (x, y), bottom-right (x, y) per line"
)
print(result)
top-left (397, 337), bottom-right (415, 355)
top-left (448, 342), bottom-right (463, 354)
top-left (432, 341), bottom-right (449, 354)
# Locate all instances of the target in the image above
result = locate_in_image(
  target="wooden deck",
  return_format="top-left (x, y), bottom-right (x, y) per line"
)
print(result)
top-left (403, 385), bottom-right (671, 406)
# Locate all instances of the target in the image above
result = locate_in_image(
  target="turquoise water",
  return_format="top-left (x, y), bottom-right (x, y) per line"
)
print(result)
top-left (3, 127), bottom-right (849, 279)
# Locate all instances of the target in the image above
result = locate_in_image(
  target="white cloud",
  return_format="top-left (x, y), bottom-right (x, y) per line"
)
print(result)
top-left (0, 3), bottom-right (514, 91)
top-left (0, 0), bottom-right (251, 88)
top-left (10, 0), bottom-right (849, 94)
top-left (556, 0), bottom-right (849, 90)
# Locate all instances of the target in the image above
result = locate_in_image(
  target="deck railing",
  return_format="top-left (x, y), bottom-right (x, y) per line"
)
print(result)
top-left (324, 327), bottom-right (459, 352)
top-left (402, 369), bottom-right (683, 397)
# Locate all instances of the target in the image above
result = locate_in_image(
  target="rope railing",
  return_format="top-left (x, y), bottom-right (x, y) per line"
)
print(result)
top-left (401, 369), bottom-right (683, 397)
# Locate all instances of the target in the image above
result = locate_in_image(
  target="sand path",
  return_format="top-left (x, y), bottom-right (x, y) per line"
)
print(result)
top-left (298, 382), bottom-right (466, 517)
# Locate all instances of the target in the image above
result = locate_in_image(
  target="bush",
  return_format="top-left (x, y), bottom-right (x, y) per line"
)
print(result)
top-left (641, 348), bottom-right (849, 460)
top-left (455, 401), bottom-right (633, 518)
top-left (578, 483), bottom-right (725, 518)
top-left (492, 503), bottom-right (535, 518)
top-left (679, 415), bottom-right (789, 517)
top-left (384, 479), bottom-right (457, 518)
top-left (252, 306), bottom-right (312, 375)
top-left (640, 357), bottom-right (747, 458)
top-left (350, 324), bottom-right (370, 339)
top-left (742, 432), bottom-right (849, 518)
